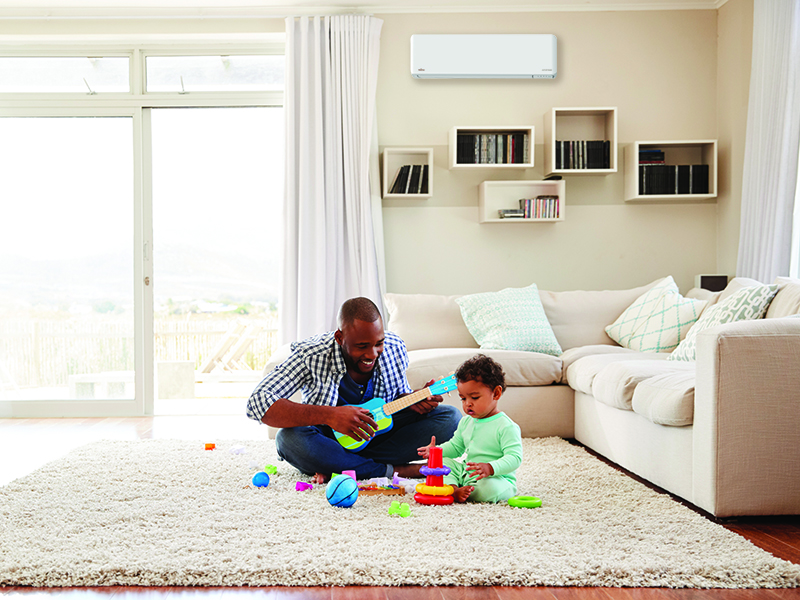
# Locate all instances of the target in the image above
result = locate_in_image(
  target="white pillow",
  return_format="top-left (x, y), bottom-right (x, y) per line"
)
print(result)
top-left (455, 284), bottom-right (562, 356)
top-left (669, 283), bottom-right (779, 361)
top-left (605, 276), bottom-right (679, 348)
top-left (626, 292), bottom-right (707, 353)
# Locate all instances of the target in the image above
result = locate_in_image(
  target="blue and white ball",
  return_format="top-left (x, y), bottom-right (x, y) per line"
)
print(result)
top-left (326, 474), bottom-right (359, 508)
top-left (252, 472), bottom-right (270, 487)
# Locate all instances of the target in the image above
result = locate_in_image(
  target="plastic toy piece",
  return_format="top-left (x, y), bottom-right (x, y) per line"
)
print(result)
top-left (342, 470), bottom-right (357, 480)
top-left (295, 481), bottom-right (313, 491)
top-left (252, 472), bottom-right (270, 487)
top-left (508, 495), bottom-right (542, 508)
top-left (326, 474), bottom-right (359, 508)
top-left (229, 445), bottom-right (246, 454)
top-left (388, 501), bottom-right (412, 517)
top-left (414, 445), bottom-right (455, 505)
top-left (358, 484), bottom-right (404, 496)
top-left (264, 464), bottom-right (278, 475)
top-left (204, 443), bottom-right (216, 451)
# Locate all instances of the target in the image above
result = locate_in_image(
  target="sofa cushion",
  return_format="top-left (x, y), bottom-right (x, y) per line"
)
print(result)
top-left (559, 344), bottom-right (641, 381)
top-left (765, 276), bottom-right (800, 319)
top-left (632, 369), bottom-right (696, 427)
top-left (384, 293), bottom-right (477, 351)
top-left (539, 278), bottom-right (663, 351)
top-left (626, 292), bottom-right (707, 353)
top-left (590, 359), bottom-right (677, 411)
top-left (565, 352), bottom-right (668, 396)
top-left (718, 276), bottom-right (764, 302)
top-left (686, 287), bottom-right (722, 309)
top-left (456, 284), bottom-right (562, 356)
top-left (669, 283), bottom-right (779, 361)
top-left (405, 348), bottom-right (562, 390)
top-left (605, 276), bottom-right (678, 347)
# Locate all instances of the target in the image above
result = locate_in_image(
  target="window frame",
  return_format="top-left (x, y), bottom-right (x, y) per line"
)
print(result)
top-left (0, 37), bottom-right (285, 418)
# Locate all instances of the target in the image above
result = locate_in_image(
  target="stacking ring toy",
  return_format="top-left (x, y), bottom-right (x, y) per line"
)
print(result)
top-left (508, 495), bottom-right (542, 508)
top-left (415, 483), bottom-right (455, 496)
top-left (419, 465), bottom-right (451, 477)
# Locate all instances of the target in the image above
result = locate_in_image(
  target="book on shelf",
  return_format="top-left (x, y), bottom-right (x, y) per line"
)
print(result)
top-left (516, 195), bottom-right (560, 219)
top-left (639, 164), bottom-right (709, 195)
top-left (420, 164), bottom-right (429, 194)
top-left (457, 131), bottom-right (530, 165)
top-left (407, 165), bottom-right (422, 194)
top-left (498, 209), bottom-right (525, 219)
top-left (389, 165), bottom-right (410, 194)
top-left (555, 140), bottom-right (611, 169)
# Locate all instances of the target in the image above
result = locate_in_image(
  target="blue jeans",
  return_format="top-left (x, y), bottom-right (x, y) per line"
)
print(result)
top-left (275, 404), bottom-right (461, 479)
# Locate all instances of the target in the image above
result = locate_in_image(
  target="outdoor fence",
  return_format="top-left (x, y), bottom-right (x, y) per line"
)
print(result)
top-left (0, 316), bottom-right (278, 389)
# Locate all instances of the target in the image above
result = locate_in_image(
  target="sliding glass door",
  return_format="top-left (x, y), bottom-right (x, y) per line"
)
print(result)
top-left (0, 116), bottom-right (137, 413)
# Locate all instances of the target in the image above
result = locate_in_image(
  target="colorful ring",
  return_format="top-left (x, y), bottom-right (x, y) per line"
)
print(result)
top-left (419, 465), bottom-right (451, 477)
top-left (508, 495), bottom-right (542, 508)
top-left (415, 483), bottom-right (454, 496)
top-left (414, 493), bottom-right (454, 505)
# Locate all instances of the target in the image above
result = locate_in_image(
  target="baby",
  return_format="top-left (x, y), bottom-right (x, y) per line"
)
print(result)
top-left (418, 354), bottom-right (523, 503)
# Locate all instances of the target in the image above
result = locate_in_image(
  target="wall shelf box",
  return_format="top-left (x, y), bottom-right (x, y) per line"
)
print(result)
top-left (478, 179), bottom-right (566, 223)
top-left (544, 107), bottom-right (618, 176)
top-left (382, 147), bottom-right (433, 198)
top-left (449, 126), bottom-right (534, 169)
top-left (624, 140), bottom-right (718, 202)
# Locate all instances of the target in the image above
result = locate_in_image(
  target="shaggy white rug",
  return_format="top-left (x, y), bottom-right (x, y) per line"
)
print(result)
top-left (1, 437), bottom-right (799, 588)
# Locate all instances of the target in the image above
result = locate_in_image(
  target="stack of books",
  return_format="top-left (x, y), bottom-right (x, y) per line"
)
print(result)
top-left (457, 133), bottom-right (529, 165)
top-left (498, 195), bottom-right (560, 219)
top-left (638, 149), bottom-right (709, 195)
top-left (388, 164), bottom-right (429, 194)
top-left (555, 140), bottom-right (610, 169)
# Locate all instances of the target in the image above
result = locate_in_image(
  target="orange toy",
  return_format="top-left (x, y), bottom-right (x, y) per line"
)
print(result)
top-left (414, 446), bottom-right (454, 505)
top-left (204, 443), bottom-right (216, 451)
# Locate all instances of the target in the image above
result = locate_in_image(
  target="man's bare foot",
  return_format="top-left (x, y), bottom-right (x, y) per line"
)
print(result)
top-left (311, 472), bottom-right (330, 484)
top-left (453, 486), bottom-right (474, 503)
top-left (393, 464), bottom-right (423, 479)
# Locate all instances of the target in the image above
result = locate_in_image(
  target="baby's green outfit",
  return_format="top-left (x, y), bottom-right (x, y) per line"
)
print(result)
top-left (440, 411), bottom-right (523, 503)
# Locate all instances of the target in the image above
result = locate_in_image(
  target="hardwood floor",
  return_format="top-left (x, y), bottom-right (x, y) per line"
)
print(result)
top-left (1, 415), bottom-right (798, 600)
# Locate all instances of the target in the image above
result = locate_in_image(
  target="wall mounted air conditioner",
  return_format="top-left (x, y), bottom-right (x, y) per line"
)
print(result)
top-left (410, 34), bottom-right (557, 79)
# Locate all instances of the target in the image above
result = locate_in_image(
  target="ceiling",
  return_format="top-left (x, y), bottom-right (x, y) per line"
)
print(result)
top-left (0, 0), bottom-right (728, 18)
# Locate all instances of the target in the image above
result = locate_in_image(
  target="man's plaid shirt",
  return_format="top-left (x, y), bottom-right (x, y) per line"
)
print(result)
top-left (246, 330), bottom-right (413, 423)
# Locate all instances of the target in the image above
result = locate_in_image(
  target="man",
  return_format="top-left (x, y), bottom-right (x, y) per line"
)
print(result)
top-left (246, 297), bottom-right (460, 483)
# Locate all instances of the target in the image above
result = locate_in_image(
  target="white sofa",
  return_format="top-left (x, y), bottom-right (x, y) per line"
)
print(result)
top-left (379, 276), bottom-right (800, 518)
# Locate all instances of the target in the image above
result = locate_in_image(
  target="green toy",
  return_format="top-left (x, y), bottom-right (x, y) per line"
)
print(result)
top-left (388, 500), bottom-right (412, 517)
top-left (508, 495), bottom-right (542, 508)
top-left (264, 464), bottom-right (278, 475)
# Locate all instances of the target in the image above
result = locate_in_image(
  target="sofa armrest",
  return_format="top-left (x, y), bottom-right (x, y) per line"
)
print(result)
top-left (693, 317), bottom-right (800, 516)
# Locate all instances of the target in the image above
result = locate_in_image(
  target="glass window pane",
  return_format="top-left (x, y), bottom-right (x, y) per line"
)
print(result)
top-left (0, 117), bottom-right (134, 401)
top-left (0, 57), bottom-right (129, 93)
top-left (151, 107), bottom-right (283, 414)
top-left (145, 55), bottom-right (284, 92)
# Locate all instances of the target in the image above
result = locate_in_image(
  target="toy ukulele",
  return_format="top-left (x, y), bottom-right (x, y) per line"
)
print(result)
top-left (334, 373), bottom-right (457, 451)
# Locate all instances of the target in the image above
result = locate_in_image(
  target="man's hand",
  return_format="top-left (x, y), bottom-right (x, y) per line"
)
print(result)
top-left (328, 405), bottom-right (377, 441)
top-left (466, 462), bottom-right (494, 481)
top-left (408, 379), bottom-right (444, 414)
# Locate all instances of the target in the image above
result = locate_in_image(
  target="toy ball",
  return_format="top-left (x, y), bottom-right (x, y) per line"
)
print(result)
top-left (326, 474), bottom-right (359, 508)
top-left (252, 472), bottom-right (271, 488)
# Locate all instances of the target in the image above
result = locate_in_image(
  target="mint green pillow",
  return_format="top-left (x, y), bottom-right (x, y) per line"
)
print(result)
top-left (455, 284), bottom-right (562, 356)
top-left (668, 283), bottom-right (778, 361)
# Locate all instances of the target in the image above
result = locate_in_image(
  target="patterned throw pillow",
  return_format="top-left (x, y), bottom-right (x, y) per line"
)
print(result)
top-left (668, 283), bottom-right (779, 362)
top-left (455, 284), bottom-right (562, 356)
top-left (626, 292), bottom-right (707, 353)
top-left (605, 277), bottom-right (679, 347)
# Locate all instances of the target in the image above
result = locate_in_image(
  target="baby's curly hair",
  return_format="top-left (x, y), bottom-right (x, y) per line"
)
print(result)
top-left (455, 354), bottom-right (506, 392)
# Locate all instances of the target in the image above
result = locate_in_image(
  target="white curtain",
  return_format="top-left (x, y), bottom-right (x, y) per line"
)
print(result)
top-left (737, 0), bottom-right (800, 282)
top-left (281, 15), bottom-right (385, 343)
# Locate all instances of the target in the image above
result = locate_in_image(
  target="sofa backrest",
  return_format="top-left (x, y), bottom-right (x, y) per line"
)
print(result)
top-left (538, 278), bottom-right (663, 351)
top-left (384, 293), bottom-right (478, 351)
top-left (766, 276), bottom-right (800, 318)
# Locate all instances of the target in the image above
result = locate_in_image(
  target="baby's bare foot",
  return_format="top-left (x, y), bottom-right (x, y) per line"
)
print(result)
top-left (453, 486), bottom-right (474, 503)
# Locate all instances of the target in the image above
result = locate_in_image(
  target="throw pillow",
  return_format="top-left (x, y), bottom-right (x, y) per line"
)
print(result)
top-left (668, 283), bottom-right (779, 361)
top-left (626, 292), bottom-right (707, 353)
top-left (455, 284), bottom-right (562, 356)
top-left (605, 276), bottom-right (679, 347)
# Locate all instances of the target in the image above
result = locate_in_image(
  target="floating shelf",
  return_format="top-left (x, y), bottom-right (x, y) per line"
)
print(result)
top-left (624, 140), bottom-right (718, 202)
top-left (478, 180), bottom-right (565, 223)
top-left (543, 107), bottom-right (617, 176)
top-left (449, 126), bottom-right (534, 169)
top-left (382, 147), bottom-right (433, 198)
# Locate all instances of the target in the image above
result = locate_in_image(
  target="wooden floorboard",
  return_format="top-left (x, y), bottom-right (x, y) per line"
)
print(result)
top-left (0, 416), bottom-right (798, 600)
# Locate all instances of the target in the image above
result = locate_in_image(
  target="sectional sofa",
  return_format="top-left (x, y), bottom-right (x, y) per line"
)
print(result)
top-left (260, 276), bottom-right (800, 518)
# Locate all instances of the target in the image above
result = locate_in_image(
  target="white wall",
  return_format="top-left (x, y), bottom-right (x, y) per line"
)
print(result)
top-left (375, 10), bottom-right (722, 294)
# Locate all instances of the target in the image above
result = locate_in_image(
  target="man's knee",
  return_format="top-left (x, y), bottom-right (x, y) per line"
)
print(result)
top-left (431, 404), bottom-right (461, 434)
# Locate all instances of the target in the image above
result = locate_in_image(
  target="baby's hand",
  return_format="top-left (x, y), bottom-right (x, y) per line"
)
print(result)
top-left (417, 435), bottom-right (436, 459)
top-left (466, 462), bottom-right (494, 481)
